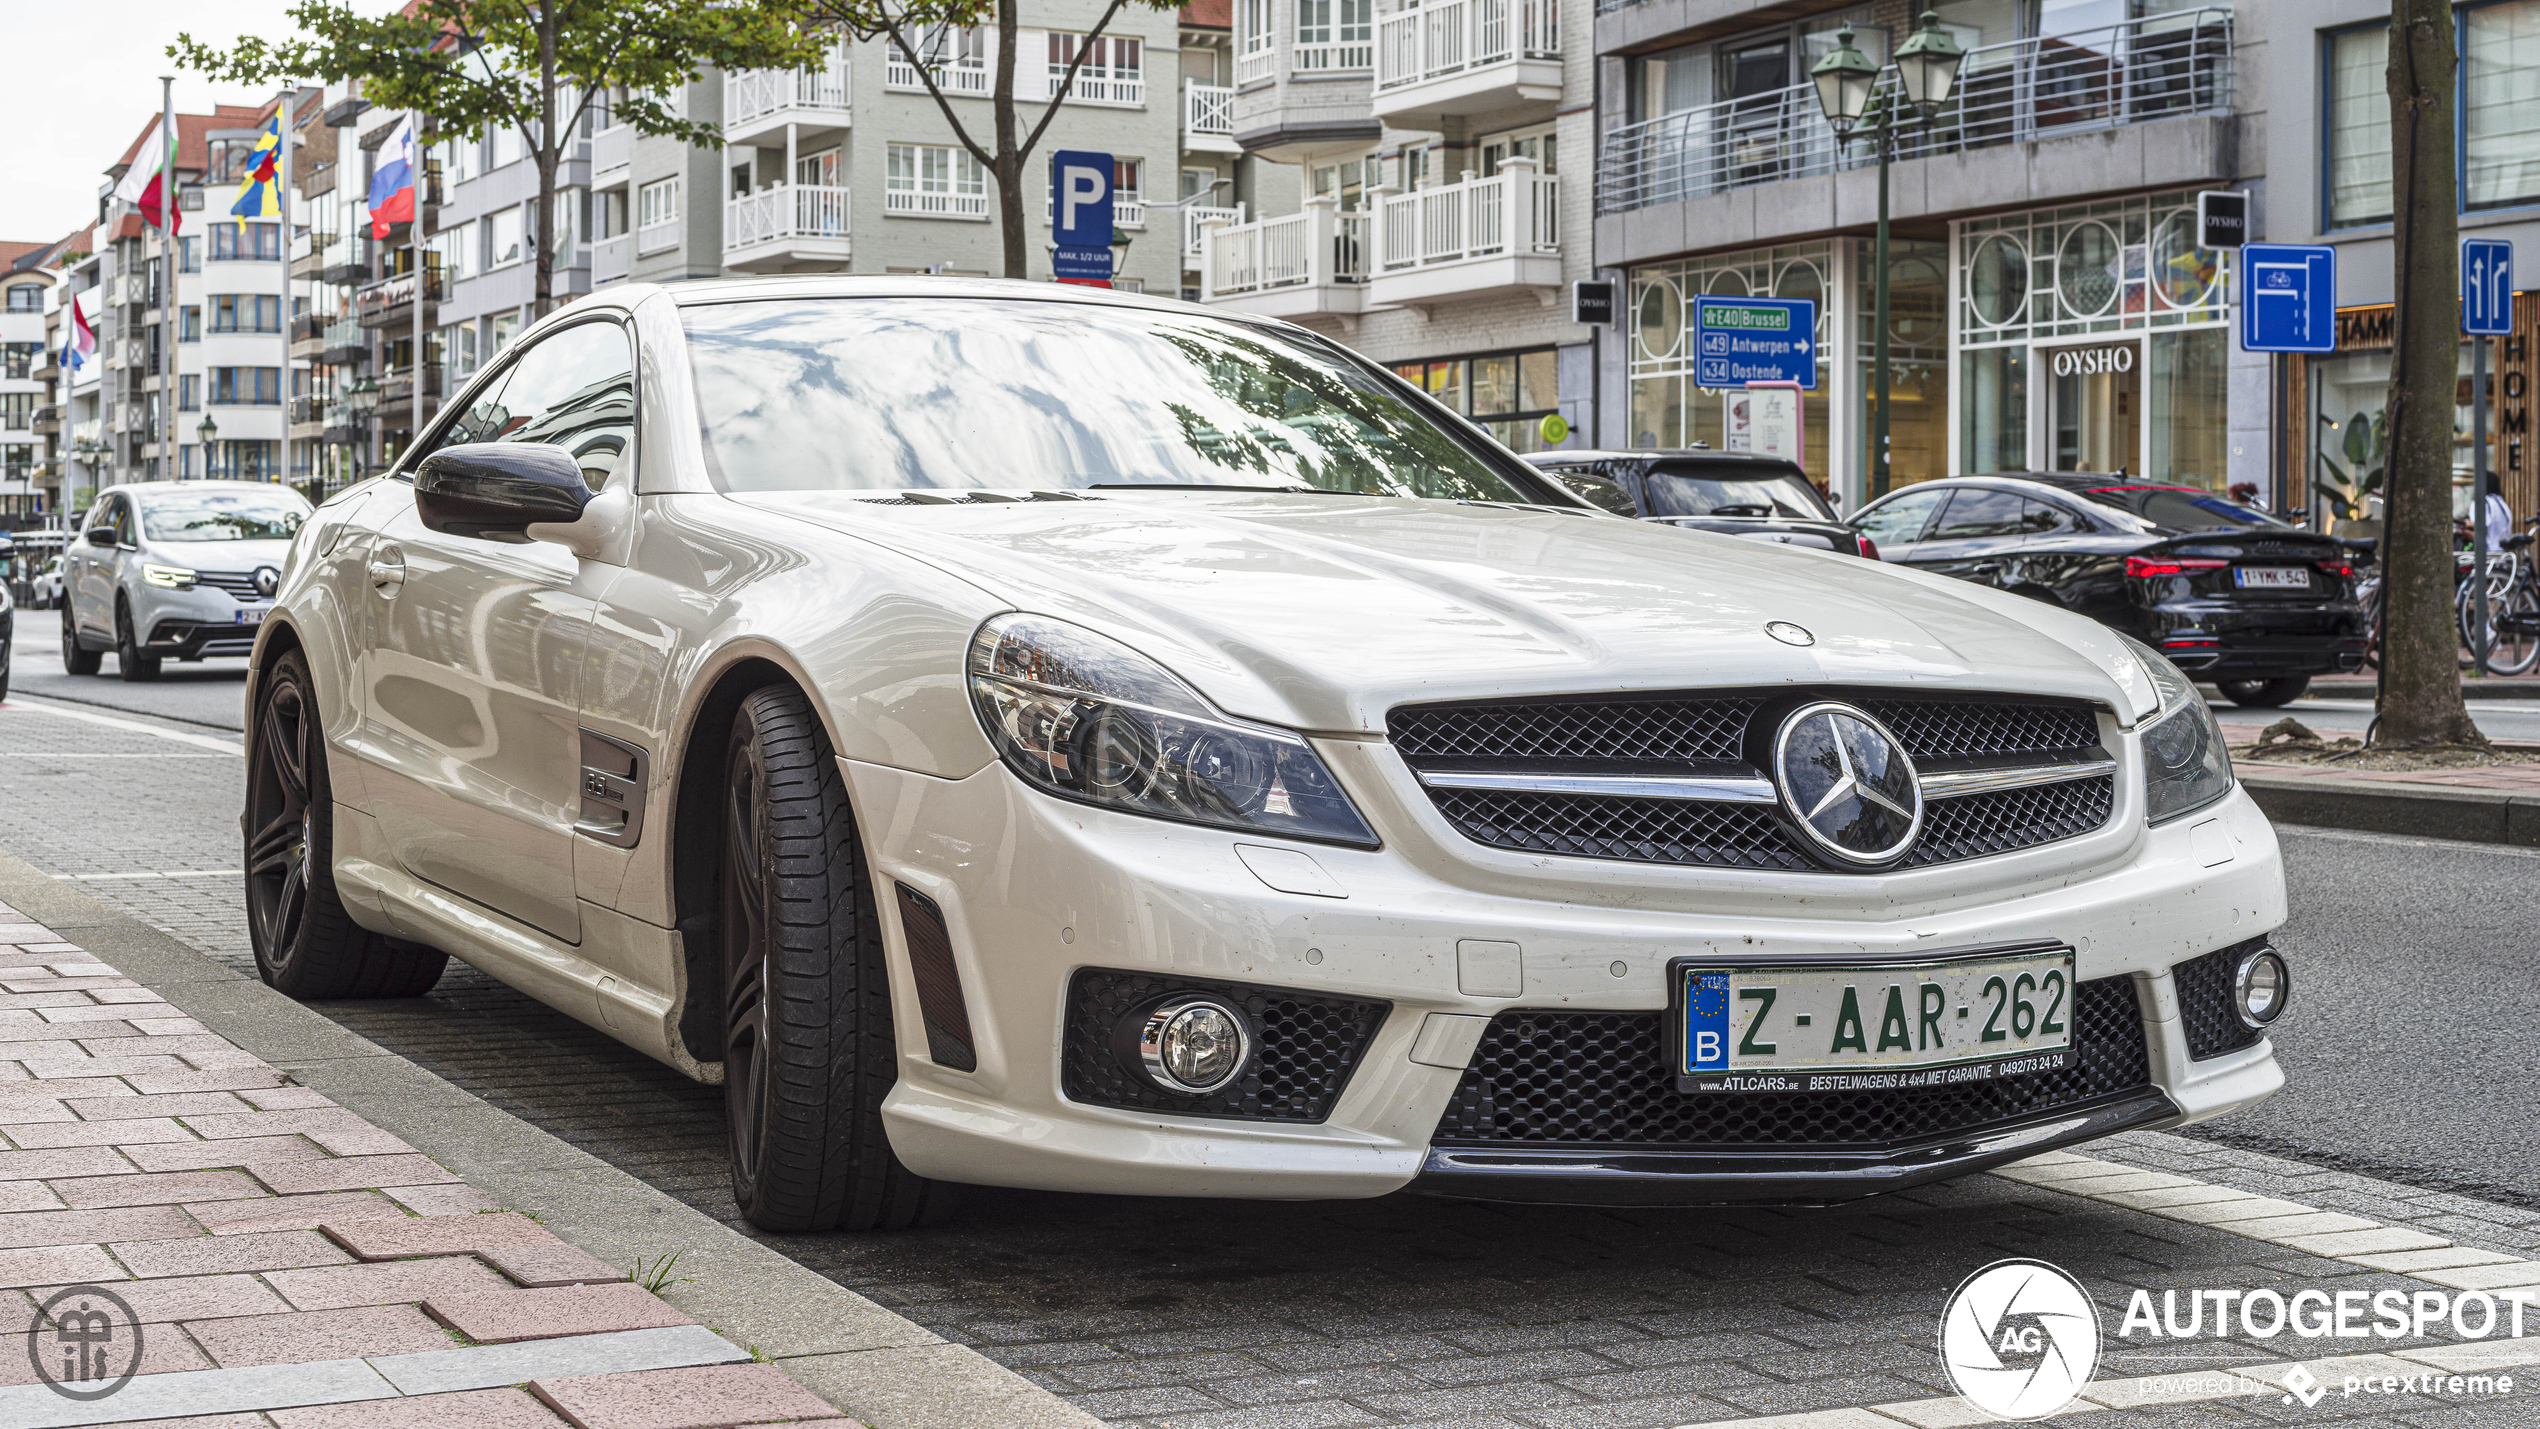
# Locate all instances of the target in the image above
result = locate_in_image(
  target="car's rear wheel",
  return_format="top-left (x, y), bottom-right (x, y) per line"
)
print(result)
top-left (114, 598), bottom-right (159, 682)
top-left (719, 684), bottom-right (951, 1233)
top-left (246, 650), bottom-right (447, 998)
top-left (61, 604), bottom-right (100, 675)
top-left (0, 620), bottom-right (11, 702)
top-left (2216, 676), bottom-right (2309, 708)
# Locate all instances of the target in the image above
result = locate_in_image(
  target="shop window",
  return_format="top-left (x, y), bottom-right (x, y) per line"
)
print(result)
top-left (1959, 347), bottom-right (2028, 474)
top-left (1629, 243), bottom-right (1833, 480)
top-left (1392, 348), bottom-right (1562, 452)
top-left (2323, 24), bottom-right (2392, 228)
top-left (2146, 327), bottom-right (2227, 489)
top-left (2464, 0), bottom-right (2540, 211)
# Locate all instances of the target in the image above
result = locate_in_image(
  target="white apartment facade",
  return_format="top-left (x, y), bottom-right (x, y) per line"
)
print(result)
top-left (1, 258), bottom-right (52, 512)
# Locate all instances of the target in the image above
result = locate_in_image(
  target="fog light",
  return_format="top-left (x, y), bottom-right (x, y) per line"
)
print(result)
top-left (1136, 997), bottom-right (1251, 1095)
top-left (2234, 948), bottom-right (2289, 1029)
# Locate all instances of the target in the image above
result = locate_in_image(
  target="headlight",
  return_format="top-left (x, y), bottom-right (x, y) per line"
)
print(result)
top-left (142, 563), bottom-right (197, 590)
top-left (2124, 636), bottom-right (2233, 823)
top-left (967, 613), bottom-right (1378, 846)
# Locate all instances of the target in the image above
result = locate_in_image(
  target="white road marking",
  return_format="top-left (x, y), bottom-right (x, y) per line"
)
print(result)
top-left (2277, 824), bottom-right (2540, 860)
top-left (0, 695), bottom-right (245, 755)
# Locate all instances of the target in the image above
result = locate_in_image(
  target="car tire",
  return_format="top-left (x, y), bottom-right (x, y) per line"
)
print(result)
top-left (2217, 676), bottom-right (2309, 708)
top-left (245, 649), bottom-right (448, 999)
top-left (0, 623), bottom-right (11, 703)
top-left (114, 598), bottom-right (160, 682)
top-left (61, 604), bottom-right (100, 675)
top-left (719, 683), bottom-right (953, 1233)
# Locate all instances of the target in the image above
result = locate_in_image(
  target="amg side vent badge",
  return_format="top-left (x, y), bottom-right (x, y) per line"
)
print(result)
top-left (574, 728), bottom-right (649, 848)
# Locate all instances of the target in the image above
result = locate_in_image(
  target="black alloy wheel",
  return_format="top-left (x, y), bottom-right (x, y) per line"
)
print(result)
top-left (245, 650), bottom-right (446, 998)
top-left (114, 598), bottom-right (159, 682)
top-left (61, 602), bottom-right (100, 675)
top-left (2216, 676), bottom-right (2310, 709)
top-left (718, 684), bottom-right (951, 1233)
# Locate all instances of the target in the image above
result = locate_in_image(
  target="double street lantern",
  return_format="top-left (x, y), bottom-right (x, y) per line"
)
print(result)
top-left (197, 414), bottom-right (219, 480)
top-left (1811, 12), bottom-right (1965, 501)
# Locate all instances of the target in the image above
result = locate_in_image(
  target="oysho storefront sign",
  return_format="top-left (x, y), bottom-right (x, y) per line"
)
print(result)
top-left (2052, 344), bottom-right (2136, 377)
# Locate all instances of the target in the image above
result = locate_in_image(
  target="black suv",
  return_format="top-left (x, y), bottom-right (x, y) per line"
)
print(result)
top-left (1524, 449), bottom-right (1879, 559)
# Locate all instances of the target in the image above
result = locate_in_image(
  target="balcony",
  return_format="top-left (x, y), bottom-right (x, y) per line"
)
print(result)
top-left (593, 232), bottom-right (630, 286)
top-left (1201, 202), bottom-right (1369, 320)
top-left (725, 56), bottom-right (853, 148)
top-left (322, 319), bottom-right (365, 367)
top-left (355, 270), bottom-right (440, 329)
top-left (1052, 66), bottom-right (1143, 107)
top-left (886, 184), bottom-right (990, 221)
top-left (886, 55), bottom-right (991, 97)
top-left (1598, 9), bottom-right (2233, 217)
top-left (725, 185), bottom-right (852, 271)
top-left (1182, 204), bottom-right (1244, 260)
top-left (1235, 44), bottom-right (1274, 86)
top-left (1184, 83), bottom-right (1237, 154)
top-left (32, 405), bottom-right (60, 436)
top-left (592, 124), bottom-right (632, 191)
top-left (1373, 0), bottom-right (1559, 129)
top-left (1293, 38), bottom-right (1373, 73)
top-left (1368, 164), bottom-right (1559, 307)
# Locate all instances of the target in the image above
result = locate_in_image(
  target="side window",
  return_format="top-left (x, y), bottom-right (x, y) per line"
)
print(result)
top-left (2021, 498), bottom-right (2082, 534)
top-left (1852, 487), bottom-right (1945, 547)
top-left (486, 321), bottom-right (637, 491)
top-left (1926, 488), bottom-right (2030, 539)
top-left (1545, 467), bottom-right (1637, 517)
top-left (429, 365), bottom-right (518, 455)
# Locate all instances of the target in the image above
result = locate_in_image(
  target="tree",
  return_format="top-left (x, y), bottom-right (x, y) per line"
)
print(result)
top-left (173, 1), bottom-right (821, 318)
top-left (2377, 0), bottom-right (2483, 747)
top-left (800, 0), bottom-right (1176, 279)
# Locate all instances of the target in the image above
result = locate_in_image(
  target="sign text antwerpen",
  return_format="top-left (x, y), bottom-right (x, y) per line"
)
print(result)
top-left (1695, 297), bottom-right (1818, 389)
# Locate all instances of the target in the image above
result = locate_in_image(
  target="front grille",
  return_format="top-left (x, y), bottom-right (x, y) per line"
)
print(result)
top-left (1433, 975), bottom-right (2150, 1148)
top-left (1062, 969), bottom-right (1388, 1123)
top-left (2173, 942), bottom-right (2266, 1060)
top-left (1393, 691), bottom-right (2111, 872)
top-left (192, 571), bottom-right (263, 599)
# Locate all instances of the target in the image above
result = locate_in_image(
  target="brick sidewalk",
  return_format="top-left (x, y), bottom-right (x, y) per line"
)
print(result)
top-left (0, 897), bottom-right (849, 1429)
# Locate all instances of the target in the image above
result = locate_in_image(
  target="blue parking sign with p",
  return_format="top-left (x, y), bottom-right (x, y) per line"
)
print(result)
top-left (1051, 149), bottom-right (1115, 282)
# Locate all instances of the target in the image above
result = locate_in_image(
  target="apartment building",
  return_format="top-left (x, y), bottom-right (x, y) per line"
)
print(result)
top-left (1199, 0), bottom-right (1596, 451)
top-left (1, 243), bottom-right (57, 524)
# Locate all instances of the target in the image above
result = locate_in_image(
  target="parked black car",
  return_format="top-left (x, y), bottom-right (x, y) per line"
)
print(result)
top-left (1848, 474), bottom-right (2367, 706)
top-left (1524, 449), bottom-right (1879, 559)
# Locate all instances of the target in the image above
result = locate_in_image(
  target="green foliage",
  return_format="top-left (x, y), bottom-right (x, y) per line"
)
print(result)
top-left (2313, 410), bottom-right (2388, 521)
top-left (631, 1249), bottom-right (690, 1293)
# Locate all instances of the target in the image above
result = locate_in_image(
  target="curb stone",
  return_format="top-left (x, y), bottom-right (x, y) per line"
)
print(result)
top-left (2236, 768), bottom-right (2540, 847)
top-left (0, 845), bottom-right (1105, 1429)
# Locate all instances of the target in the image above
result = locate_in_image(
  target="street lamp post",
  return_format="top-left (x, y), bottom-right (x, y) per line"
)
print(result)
top-left (197, 414), bottom-right (218, 481)
top-left (347, 375), bottom-right (381, 478)
top-left (1812, 12), bottom-right (1965, 502)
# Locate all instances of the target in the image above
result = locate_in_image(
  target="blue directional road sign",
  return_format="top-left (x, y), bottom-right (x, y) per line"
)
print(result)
top-left (1694, 297), bottom-right (1817, 390)
top-left (1051, 149), bottom-right (1115, 282)
top-left (2465, 237), bottom-right (2514, 337)
top-left (2241, 244), bottom-right (2336, 354)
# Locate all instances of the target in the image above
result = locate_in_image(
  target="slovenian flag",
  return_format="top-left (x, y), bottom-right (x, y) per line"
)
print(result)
top-left (63, 291), bottom-right (96, 372)
top-left (368, 114), bottom-right (417, 239)
top-left (112, 117), bottom-right (179, 234)
top-left (231, 114), bottom-right (284, 219)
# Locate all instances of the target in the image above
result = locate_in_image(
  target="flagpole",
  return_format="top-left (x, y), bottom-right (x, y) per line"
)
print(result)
top-left (277, 85), bottom-right (293, 493)
top-left (160, 75), bottom-right (176, 481)
top-left (412, 117), bottom-right (427, 454)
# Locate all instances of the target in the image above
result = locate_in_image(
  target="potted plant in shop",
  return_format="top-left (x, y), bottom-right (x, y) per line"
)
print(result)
top-left (2314, 410), bottom-right (2386, 539)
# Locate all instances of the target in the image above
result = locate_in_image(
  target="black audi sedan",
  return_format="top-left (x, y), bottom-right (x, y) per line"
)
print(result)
top-left (1524, 449), bottom-right (1878, 559)
top-left (1849, 474), bottom-right (2367, 707)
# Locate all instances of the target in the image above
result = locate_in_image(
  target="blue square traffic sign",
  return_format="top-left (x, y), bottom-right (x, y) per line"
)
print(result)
top-left (1051, 149), bottom-right (1114, 250)
top-left (2241, 244), bottom-right (2336, 354)
top-left (1693, 297), bottom-right (1817, 389)
top-left (2465, 237), bottom-right (2514, 336)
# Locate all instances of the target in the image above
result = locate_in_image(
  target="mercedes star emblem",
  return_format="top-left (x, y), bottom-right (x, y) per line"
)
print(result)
top-left (253, 566), bottom-right (280, 598)
top-left (1772, 702), bottom-right (1922, 865)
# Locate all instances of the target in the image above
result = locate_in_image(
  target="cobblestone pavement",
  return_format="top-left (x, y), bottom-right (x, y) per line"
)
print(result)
top-left (4, 694), bottom-right (2536, 1429)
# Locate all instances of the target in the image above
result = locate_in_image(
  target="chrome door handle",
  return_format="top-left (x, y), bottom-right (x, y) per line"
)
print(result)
top-left (367, 547), bottom-right (406, 591)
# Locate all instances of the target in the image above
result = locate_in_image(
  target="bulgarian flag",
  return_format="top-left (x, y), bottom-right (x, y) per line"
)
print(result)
top-left (63, 290), bottom-right (96, 372)
top-left (114, 117), bottom-right (181, 234)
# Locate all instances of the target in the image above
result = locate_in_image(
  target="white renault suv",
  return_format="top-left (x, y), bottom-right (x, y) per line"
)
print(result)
top-left (244, 279), bottom-right (2289, 1232)
top-left (64, 480), bottom-right (309, 681)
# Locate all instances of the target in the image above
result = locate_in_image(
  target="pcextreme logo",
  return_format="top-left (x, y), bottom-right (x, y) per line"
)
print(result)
top-left (1937, 1259), bottom-right (2102, 1421)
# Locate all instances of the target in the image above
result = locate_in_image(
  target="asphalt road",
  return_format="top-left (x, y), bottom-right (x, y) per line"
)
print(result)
top-left (5, 604), bottom-right (251, 731)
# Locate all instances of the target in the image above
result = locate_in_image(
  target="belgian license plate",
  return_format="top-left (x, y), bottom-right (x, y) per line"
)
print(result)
top-left (2235, 566), bottom-right (2308, 590)
top-left (234, 608), bottom-right (267, 625)
top-left (1675, 947), bottom-right (2077, 1093)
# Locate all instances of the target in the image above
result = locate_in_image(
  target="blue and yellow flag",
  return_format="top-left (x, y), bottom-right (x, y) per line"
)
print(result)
top-left (229, 114), bottom-right (284, 218)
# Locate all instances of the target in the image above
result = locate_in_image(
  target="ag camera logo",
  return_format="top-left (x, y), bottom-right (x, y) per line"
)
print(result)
top-left (1938, 1259), bottom-right (2100, 1420)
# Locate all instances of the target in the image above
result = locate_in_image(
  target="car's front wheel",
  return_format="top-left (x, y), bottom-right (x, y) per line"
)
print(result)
top-left (719, 684), bottom-right (951, 1233)
top-left (61, 603), bottom-right (100, 675)
top-left (2217, 676), bottom-right (2310, 708)
top-left (246, 649), bottom-right (447, 998)
top-left (114, 597), bottom-right (159, 682)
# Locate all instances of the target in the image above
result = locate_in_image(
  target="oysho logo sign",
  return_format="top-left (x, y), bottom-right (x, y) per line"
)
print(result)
top-left (2051, 345), bottom-right (2136, 378)
top-left (1938, 1259), bottom-right (2100, 1420)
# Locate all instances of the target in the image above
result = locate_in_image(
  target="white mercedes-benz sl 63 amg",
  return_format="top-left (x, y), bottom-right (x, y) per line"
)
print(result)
top-left (245, 278), bottom-right (2289, 1231)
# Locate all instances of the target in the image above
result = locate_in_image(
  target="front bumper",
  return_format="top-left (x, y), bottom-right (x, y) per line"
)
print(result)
top-left (136, 584), bottom-right (268, 659)
top-left (845, 739), bottom-right (2288, 1204)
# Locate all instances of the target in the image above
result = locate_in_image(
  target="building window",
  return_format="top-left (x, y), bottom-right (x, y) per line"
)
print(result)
top-left (3, 444), bottom-right (30, 481)
top-left (487, 206), bottom-right (526, 269)
top-left (437, 220), bottom-right (475, 282)
top-left (1391, 349), bottom-right (1562, 453)
top-left (1632, 244), bottom-right (1835, 475)
top-left (1295, 0), bottom-right (1373, 69)
top-left (491, 311), bottom-right (520, 355)
top-left (0, 393), bottom-right (29, 430)
top-left (179, 237), bottom-right (201, 272)
top-left (1235, 0), bottom-right (1273, 82)
top-left (212, 294), bottom-right (283, 333)
top-left (2, 342), bottom-right (34, 378)
top-left (211, 367), bottom-right (282, 405)
top-left (180, 306), bottom-right (201, 341)
top-left (4, 285), bottom-right (39, 312)
top-left (886, 143), bottom-right (989, 219)
top-left (636, 177), bottom-right (681, 254)
top-left (1049, 32), bottom-right (1143, 104)
top-left (209, 222), bottom-right (283, 261)
top-left (2465, 0), bottom-right (2540, 210)
top-left (180, 374), bottom-right (200, 411)
top-left (2324, 24), bottom-right (2392, 229)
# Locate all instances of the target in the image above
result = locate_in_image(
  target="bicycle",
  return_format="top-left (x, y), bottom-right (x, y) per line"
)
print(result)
top-left (2457, 515), bottom-right (2540, 676)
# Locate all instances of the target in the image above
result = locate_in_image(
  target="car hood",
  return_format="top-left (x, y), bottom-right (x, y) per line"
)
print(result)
top-left (734, 490), bottom-right (2161, 734)
top-left (146, 538), bottom-right (296, 571)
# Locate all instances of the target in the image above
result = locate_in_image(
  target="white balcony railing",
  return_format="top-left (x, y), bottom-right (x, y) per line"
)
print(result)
top-left (1375, 0), bottom-right (1558, 92)
top-left (1598, 8), bottom-right (2232, 214)
top-left (886, 56), bottom-right (992, 96)
top-left (886, 185), bottom-right (991, 220)
top-left (636, 219), bottom-right (680, 256)
top-left (1183, 204), bottom-right (1243, 258)
top-left (726, 58), bottom-right (852, 129)
top-left (1204, 203), bottom-right (1369, 297)
top-left (1184, 82), bottom-right (1234, 136)
top-left (592, 123), bottom-right (632, 178)
top-left (592, 232), bottom-right (630, 285)
top-left (1293, 39), bottom-right (1374, 73)
top-left (727, 185), bottom-right (852, 251)
top-left (1054, 68), bottom-right (1144, 105)
top-left (1374, 164), bottom-right (1557, 271)
top-left (1235, 45), bottom-right (1275, 85)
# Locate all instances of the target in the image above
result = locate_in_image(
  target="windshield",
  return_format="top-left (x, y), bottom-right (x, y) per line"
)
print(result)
top-left (140, 491), bottom-right (309, 542)
top-left (681, 298), bottom-right (1543, 501)
top-left (1641, 463), bottom-right (1833, 520)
